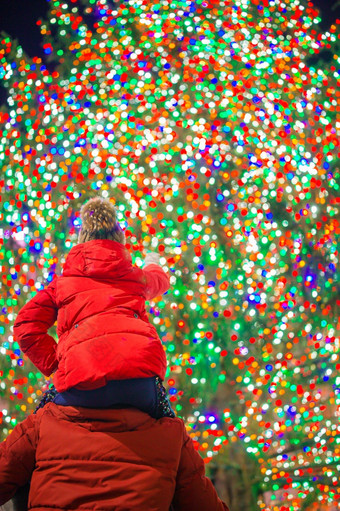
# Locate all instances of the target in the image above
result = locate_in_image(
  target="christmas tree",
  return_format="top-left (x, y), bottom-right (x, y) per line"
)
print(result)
top-left (0, 0), bottom-right (339, 509)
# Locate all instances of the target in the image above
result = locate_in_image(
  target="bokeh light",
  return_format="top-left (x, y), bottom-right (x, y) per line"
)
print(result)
top-left (0, 0), bottom-right (339, 509)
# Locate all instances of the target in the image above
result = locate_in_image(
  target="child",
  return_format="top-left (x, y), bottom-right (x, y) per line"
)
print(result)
top-left (14, 197), bottom-right (174, 418)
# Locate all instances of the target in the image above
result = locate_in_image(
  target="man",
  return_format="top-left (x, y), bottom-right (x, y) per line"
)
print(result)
top-left (0, 402), bottom-right (228, 510)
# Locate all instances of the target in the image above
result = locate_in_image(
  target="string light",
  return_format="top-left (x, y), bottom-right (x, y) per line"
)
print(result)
top-left (0, 1), bottom-right (339, 508)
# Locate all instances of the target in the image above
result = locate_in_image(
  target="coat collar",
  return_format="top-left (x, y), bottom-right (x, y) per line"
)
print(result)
top-left (43, 402), bottom-right (156, 432)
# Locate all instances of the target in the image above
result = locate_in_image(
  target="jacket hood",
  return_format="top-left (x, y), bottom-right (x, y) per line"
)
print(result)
top-left (63, 239), bottom-right (133, 279)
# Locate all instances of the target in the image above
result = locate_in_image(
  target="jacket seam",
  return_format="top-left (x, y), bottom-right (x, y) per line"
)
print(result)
top-left (60, 328), bottom-right (160, 356)
top-left (36, 456), bottom-right (177, 470)
top-left (28, 506), bottom-right (114, 510)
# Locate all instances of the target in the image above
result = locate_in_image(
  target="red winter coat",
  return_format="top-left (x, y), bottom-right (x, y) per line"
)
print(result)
top-left (14, 240), bottom-right (170, 392)
top-left (0, 404), bottom-right (229, 511)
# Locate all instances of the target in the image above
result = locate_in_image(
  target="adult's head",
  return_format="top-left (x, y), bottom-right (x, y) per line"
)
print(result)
top-left (78, 197), bottom-right (125, 244)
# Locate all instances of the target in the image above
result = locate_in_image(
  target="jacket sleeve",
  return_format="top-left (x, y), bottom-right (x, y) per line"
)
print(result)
top-left (141, 264), bottom-right (170, 300)
top-left (172, 425), bottom-right (229, 511)
top-left (13, 279), bottom-right (58, 377)
top-left (0, 413), bottom-right (38, 505)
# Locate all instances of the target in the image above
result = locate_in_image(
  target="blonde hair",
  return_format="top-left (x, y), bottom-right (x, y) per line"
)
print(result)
top-left (78, 197), bottom-right (125, 244)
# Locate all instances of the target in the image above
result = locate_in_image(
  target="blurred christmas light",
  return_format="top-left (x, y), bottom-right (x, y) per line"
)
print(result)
top-left (0, 0), bottom-right (339, 509)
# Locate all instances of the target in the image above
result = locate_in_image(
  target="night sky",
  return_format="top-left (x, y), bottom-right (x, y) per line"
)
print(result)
top-left (0, 0), bottom-right (339, 60)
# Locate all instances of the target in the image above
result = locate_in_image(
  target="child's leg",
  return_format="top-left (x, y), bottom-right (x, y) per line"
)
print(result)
top-left (53, 377), bottom-right (158, 415)
top-left (53, 377), bottom-right (175, 418)
top-left (154, 377), bottom-right (175, 419)
top-left (34, 385), bottom-right (58, 413)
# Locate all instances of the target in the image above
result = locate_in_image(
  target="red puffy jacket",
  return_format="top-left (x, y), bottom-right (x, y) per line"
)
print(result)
top-left (0, 404), bottom-right (229, 511)
top-left (14, 240), bottom-right (170, 392)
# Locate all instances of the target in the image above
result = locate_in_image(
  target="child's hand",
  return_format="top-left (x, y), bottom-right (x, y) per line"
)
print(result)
top-left (144, 252), bottom-right (160, 267)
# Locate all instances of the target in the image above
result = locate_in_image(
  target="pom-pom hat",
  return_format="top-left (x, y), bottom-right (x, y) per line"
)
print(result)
top-left (78, 197), bottom-right (125, 244)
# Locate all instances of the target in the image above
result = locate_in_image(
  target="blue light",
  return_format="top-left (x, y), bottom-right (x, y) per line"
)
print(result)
top-left (73, 218), bottom-right (81, 227)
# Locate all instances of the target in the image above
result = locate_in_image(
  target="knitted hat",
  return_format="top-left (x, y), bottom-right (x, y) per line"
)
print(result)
top-left (78, 197), bottom-right (125, 244)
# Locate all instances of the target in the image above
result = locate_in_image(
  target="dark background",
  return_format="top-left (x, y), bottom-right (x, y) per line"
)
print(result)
top-left (0, 0), bottom-right (338, 105)
top-left (0, 0), bottom-right (339, 59)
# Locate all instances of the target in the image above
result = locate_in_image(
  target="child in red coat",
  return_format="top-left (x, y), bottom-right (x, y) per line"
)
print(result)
top-left (14, 197), bottom-right (174, 418)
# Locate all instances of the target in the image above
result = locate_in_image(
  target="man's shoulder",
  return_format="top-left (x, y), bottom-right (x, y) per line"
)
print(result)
top-left (155, 416), bottom-right (187, 436)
